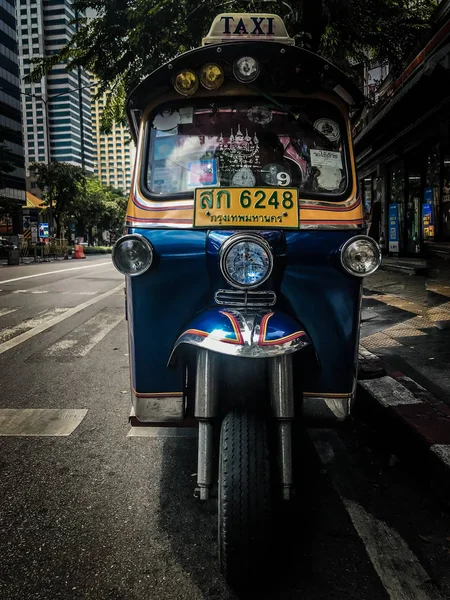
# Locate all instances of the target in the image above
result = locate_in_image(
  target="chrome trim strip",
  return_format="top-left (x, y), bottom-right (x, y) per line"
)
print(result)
top-left (126, 220), bottom-right (364, 231)
top-left (302, 393), bottom-right (355, 421)
top-left (214, 289), bottom-right (277, 307)
top-left (169, 309), bottom-right (310, 362)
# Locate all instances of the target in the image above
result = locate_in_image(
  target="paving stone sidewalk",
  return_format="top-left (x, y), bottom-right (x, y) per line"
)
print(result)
top-left (361, 265), bottom-right (450, 406)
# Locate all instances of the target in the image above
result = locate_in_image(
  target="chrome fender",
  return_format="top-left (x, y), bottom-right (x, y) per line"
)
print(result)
top-left (169, 308), bottom-right (311, 363)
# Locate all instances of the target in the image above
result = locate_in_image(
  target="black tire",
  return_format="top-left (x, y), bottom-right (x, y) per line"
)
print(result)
top-left (218, 410), bottom-right (272, 590)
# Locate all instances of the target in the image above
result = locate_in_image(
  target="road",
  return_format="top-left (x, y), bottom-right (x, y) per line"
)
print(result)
top-left (0, 257), bottom-right (449, 600)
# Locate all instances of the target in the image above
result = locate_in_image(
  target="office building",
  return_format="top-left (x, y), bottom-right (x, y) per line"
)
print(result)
top-left (16, 0), bottom-right (94, 173)
top-left (0, 0), bottom-right (26, 235)
top-left (91, 79), bottom-right (133, 192)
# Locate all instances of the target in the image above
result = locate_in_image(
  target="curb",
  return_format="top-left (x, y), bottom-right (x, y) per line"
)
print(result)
top-left (357, 346), bottom-right (450, 505)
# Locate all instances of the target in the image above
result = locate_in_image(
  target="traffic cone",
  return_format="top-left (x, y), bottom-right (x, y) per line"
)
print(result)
top-left (73, 244), bottom-right (86, 259)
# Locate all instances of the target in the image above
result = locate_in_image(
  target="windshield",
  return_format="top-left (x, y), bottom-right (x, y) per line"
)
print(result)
top-left (145, 100), bottom-right (350, 199)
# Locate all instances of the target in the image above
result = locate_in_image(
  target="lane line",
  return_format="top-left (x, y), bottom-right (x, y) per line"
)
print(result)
top-left (0, 284), bottom-right (123, 355)
top-left (0, 308), bottom-right (68, 344)
top-left (0, 261), bottom-right (114, 284)
top-left (311, 429), bottom-right (444, 600)
top-left (45, 309), bottom-right (124, 357)
top-left (0, 308), bottom-right (19, 318)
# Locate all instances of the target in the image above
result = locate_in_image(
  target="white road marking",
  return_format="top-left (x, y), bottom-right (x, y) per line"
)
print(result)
top-left (45, 309), bottom-right (124, 357)
top-left (10, 290), bottom-right (96, 296)
top-left (0, 284), bottom-right (123, 355)
top-left (311, 429), bottom-right (444, 600)
top-left (0, 308), bottom-right (19, 318)
top-left (13, 289), bottom-right (48, 294)
top-left (0, 409), bottom-right (88, 436)
top-left (359, 376), bottom-right (423, 407)
top-left (0, 261), bottom-right (113, 284)
top-left (0, 308), bottom-right (68, 343)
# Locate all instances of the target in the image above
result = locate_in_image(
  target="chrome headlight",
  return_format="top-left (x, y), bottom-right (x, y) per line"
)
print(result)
top-left (112, 234), bottom-right (154, 276)
top-left (340, 235), bottom-right (381, 277)
top-left (233, 56), bottom-right (260, 83)
top-left (219, 233), bottom-right (273, 289)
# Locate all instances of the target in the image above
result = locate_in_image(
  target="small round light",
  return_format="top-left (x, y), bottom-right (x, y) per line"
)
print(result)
top-left (200, 63), bottom-right (224, 90)
top-left (173, 69), bottom-right (199, 96)
top-left (233, 56), bottom-right (260, 83)
top-left (112, 234), bottom-right (154, 277)
top-left (219, 233), bottom-right (273, 289)
top-left (340, 235), bottom-right (381, 277)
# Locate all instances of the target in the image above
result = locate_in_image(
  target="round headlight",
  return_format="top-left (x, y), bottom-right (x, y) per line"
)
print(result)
top-left (173, 69), bottom-right (199, 96)
top-left (112, 234), bottom-right (154, 277)
top-left (340, 236), bottom-right (381, 277)
top-left (219, 233), bottom-right (273, 289)
top-left (233, 56), bottom-right (260, 83)
top-left (200, 63), bottom-right (224, 90)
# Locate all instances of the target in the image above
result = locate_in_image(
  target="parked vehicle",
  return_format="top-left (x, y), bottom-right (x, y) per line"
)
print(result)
top-left (0, 237), bottom-right (17, 258)
top-left (112, 12), bottom-right (381, 589)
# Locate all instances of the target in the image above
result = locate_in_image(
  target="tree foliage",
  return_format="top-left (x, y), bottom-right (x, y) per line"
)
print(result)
top-left (29, 162), bottom-right (86, 237)
top-left (29, 162), bottom-right (126, 240)
top-left (29, 0), bottom-right (437, 129)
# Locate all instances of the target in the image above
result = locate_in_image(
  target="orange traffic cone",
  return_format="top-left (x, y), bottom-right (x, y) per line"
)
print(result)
top-left (73, 244), bottom-right (86, 259)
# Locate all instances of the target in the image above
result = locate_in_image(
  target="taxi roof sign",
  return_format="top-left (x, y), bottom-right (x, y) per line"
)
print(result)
top-left (202, 13), bottom-right (295, 47)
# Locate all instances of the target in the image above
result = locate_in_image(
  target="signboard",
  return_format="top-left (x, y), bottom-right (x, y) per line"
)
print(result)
top-left (388, 203), bottom-right (399, 252)
top-left (422, 202), bottom-right (434, 240)
top-left (30, 223), bottom-right (38, 243)
top-left (39, 223), bottom-right (49, 239)
top-left (202, 13), bottom-right (295, 46)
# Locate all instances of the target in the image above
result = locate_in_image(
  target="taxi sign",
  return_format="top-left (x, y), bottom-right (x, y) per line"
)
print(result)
top-left (202, 13), bottom-right (295, 47)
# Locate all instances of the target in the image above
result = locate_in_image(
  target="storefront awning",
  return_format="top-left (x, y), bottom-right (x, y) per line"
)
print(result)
top-left (355, 42), bottom-right (450, 147)
top-left (25, 192), bottom-right (43, 209)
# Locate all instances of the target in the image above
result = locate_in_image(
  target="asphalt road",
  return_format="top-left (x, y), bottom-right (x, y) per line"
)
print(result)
top-left (0, 258), bottom-right (449, 600)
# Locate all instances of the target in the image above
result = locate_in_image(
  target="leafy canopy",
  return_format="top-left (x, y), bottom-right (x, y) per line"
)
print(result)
top-left (29, 0), bottom-right (437, 129)
top-left (29, 162), bottom-right (126, 238)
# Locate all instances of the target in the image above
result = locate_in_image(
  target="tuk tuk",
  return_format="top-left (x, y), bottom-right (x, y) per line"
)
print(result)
top-left (112, 13), bottom-right (381, 588)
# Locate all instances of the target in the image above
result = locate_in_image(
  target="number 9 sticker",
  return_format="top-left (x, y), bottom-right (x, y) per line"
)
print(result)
top-left (261, 163), bottom-right (291, 187)
top-left (277, 172), bottom-right (291, 187)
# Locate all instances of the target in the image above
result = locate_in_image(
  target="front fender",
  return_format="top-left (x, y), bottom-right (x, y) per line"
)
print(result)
top-left (169, 308), bottom-right (311, 363)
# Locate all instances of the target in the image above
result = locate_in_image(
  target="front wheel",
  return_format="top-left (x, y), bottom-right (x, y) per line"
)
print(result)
top-left (218, 410), bottom-right (273, 589)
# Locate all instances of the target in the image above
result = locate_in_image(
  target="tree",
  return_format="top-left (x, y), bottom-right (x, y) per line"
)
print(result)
top-left (29, 162), bottom-right (86, 238)
top-left (29, 0), bottom-right (437, 129)
top-left (72, 177), bottom-right (127, 243)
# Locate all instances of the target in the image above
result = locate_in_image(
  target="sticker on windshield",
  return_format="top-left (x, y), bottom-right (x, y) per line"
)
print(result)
top-left (151, 166), bottom-right (183, 194)
top-left (231, 167), bottom-right (256, 187)
top-left (187, 160), bottom-right (218, 187)
top-left (154, 136), bottom-right (177, 161)
top-left (247, 106), bottom-right (273, 124)
top-left (153, 109), bottom-right (181, 131)
top-left (310, 149), bottom-right (343, 169)
top-left (314, 119), bottom-right (340, 142)
top-left (179, 107), bottom-right (194, 124)
top-left (316, 168), bottom-right (342, 191)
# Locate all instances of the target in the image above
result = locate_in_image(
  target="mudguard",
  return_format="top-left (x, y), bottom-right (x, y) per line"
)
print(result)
top-left (169, 308), bottom-right (311, 363)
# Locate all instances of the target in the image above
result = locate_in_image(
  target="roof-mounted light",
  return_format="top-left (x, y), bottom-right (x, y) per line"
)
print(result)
top-left (200, 63), bottom-right (224, 90)
top-left (233, 56), bottom-right (260, 83)
top-left (173, 69), bottom-right (199, 96)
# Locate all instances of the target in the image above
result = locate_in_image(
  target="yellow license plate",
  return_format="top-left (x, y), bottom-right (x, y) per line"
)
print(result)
top-left (193, 187), bottom-right (299, 229)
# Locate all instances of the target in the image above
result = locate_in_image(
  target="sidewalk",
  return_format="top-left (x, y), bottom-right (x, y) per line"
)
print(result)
top-left (361, 266), bottom-right (450, 404)
top-left (358, 262), bottom-right (450, 504)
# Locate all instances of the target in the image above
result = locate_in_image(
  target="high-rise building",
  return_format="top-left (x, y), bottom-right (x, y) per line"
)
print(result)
top-left (0, 0), bottom-right (26, 235)
top-left (16, 0), bottom-right (93, 173)
top-left (91, 78), bottom-right (134, 193)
